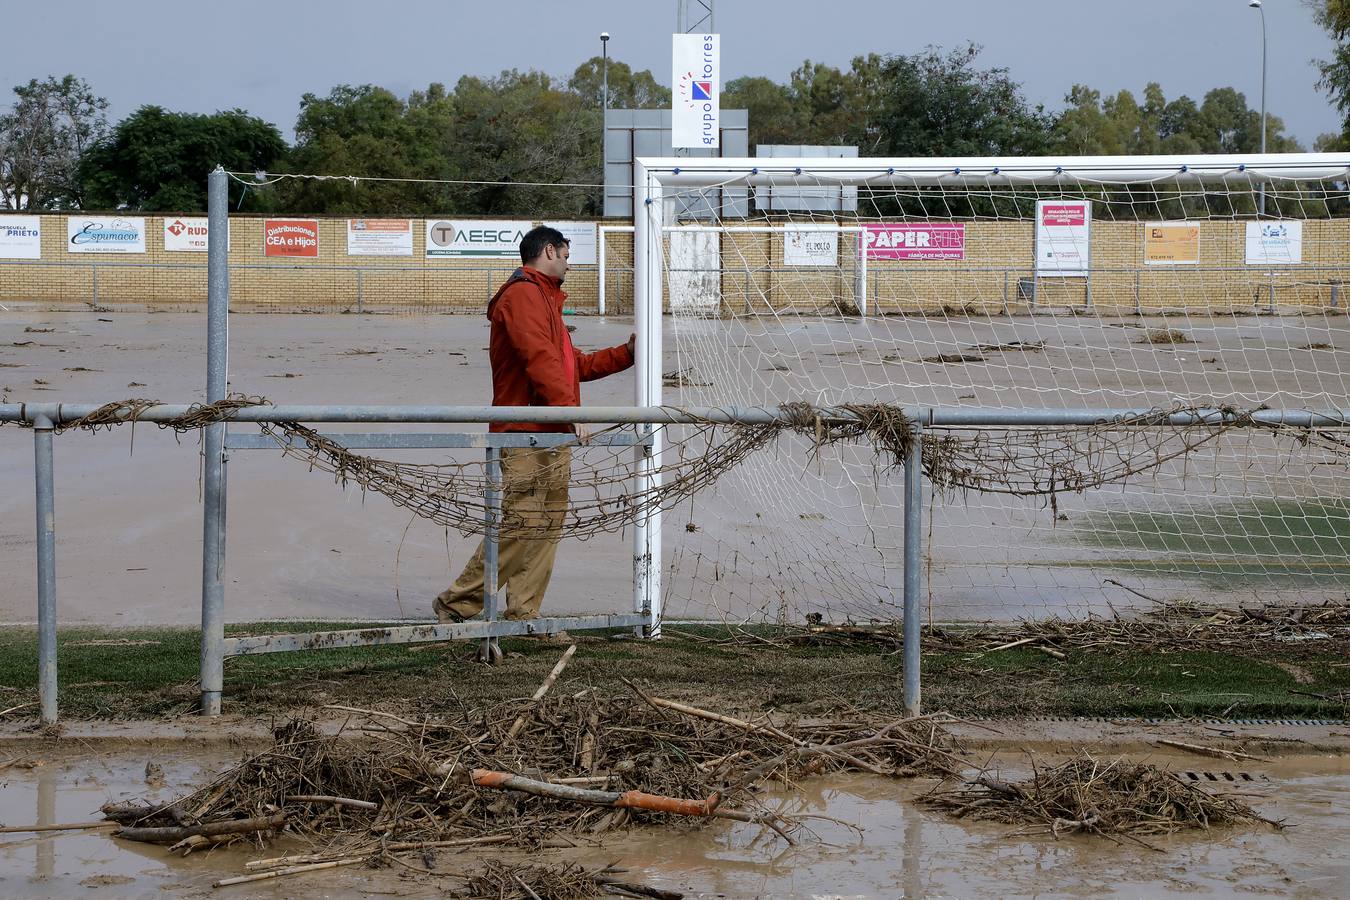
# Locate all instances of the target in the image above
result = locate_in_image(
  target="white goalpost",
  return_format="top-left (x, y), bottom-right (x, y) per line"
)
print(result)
top-left (633, 153), bottom-right (1350, 628)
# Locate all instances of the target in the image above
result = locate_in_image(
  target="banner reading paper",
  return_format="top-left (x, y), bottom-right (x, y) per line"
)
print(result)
top-left (164, 217), bottom-right (211, 252)
top-left (784, 230), bottom-right (839, 266)
top-left (347, 219), bottom-right (413, 257)
top-left (264, 219), bottom-right (319, 257)
top-left (0, 215), bottom-right (42, 259)
top-left (67, 216), bottom-right (146, 253)
top-left (1144, 223), bottom-right (1200, 265)
top-left (1035, 200), bottom-right (1091, 273)
top-left (426, 220), bottom-right (530, 258)
top-left (555, 222), bottom-right (598, 266)
top-left (673, 33), bottom-right (719, 148)
top-left (863, 224), bottom-right (965, 260)
top-left (1245, 221), bottom-right (1303, 265)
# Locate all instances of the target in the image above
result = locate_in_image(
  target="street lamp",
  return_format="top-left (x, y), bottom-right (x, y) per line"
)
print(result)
top-left (1250, 0), bottom-right (1268, 215)
top-left (601, 32), bottom-right (610, 216)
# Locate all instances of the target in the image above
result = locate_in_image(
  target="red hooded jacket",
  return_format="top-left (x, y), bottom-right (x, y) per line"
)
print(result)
top-left (485, 266), bottom-right (634, 433)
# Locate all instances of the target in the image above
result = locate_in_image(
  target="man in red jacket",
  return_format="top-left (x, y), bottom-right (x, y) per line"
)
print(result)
top-left (434, 225), bottom-right (634, 624)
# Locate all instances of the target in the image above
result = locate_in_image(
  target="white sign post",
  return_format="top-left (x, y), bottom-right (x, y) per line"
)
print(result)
top-left (672, 33), bottom-right (720, 149)
top-left (1245, 221), bottom-right (1303, 265)
top-left (0, 215), bottom-right (42, 259)
top-left (1034, 200), bottom-right (1091, 274)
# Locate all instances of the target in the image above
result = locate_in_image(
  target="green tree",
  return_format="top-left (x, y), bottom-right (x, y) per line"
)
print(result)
top-left (723, 75), bottom-right (800, 148)
top-left (278, 84), bottom-right (455, 214)
top-left (0, 74), bottom-right (108, 209)
top-left (80, 106), bottom-right (286, 211)
top-left (874, 45), bottom-right (1055, 158)
top-left (568, 57), bottom-right (669, 109)
top-left (1311, 0), bottom-right (1350, 142)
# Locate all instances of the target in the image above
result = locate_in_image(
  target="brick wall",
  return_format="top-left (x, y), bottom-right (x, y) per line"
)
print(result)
top-left (2, 213), bottom-right (1345, 314)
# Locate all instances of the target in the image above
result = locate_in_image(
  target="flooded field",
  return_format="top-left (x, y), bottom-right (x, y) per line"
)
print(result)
top-left (1, 742), bottom-right (1347, 898)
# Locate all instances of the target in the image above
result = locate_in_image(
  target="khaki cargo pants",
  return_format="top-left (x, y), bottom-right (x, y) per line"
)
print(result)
top-left (435, 446), bottom-right (571, 622)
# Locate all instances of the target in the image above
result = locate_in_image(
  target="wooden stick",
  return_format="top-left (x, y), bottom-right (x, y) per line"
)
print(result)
top-left (504, 643), bottom-right (577, 743)
top-left (1155, 738), bottom-right (1270, 762)
top-left (470, 768), bottom-right (794, 844)
top-left (286, 794), bottom-right (378, 810)
top-left (243, 834), bottom-right (513, 870)
top-left (322, 704), bottom-right (422, 727)
top-left (989, 636), bottom-right (1040, 652)
top-left (0, 821), bottom-right (117, 834)
top-left (117, 812), bottom-right (287, 844)
top-left (214, 857), bottom-right (366, 887)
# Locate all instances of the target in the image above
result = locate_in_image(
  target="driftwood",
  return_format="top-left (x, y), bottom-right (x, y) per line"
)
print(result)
top-left (214, 856), bottom-right (365, 887)
top-left (470, 768), bottom-right (796, 845)
top-left (116, 812), bottom-right (287, 844)
top-left (504, 643), bottom-right (577, 744)
top-left (0, 821), bottom-right (117, 835)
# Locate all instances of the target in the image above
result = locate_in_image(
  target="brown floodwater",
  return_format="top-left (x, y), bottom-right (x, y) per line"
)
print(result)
top-left (0, 747), bottom-right (1347, 898)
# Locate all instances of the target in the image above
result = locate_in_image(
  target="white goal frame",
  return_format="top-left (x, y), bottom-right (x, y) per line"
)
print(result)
top-left (630, 152), bottom-right (1350, 630)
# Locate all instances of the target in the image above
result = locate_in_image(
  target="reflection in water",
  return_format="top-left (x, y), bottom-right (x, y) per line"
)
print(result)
top-left (35, 766), bottom-right (54, 881)
top-left (902, 804), bottom-right (923, 899)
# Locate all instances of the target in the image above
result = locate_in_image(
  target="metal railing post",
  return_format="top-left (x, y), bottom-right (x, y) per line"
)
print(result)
top-left (200, 166), bottom-right (230, 716)
top-left (902, 415), bottom-right (924, 718)
top-left (91, 264), bottom-right (98, 308)
top-left (480, 446), bottom-right (503, 663)
top-left (598, 229), bottom-right (607, 315)
top-left (356, 269), bottom-right (364, 313)
top-left (1134, 270), bottom-right (1142, 315)
top-left (32, 412), bottom-right (58, 725)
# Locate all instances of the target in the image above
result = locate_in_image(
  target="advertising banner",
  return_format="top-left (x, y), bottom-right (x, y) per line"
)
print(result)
top-left (783, 230), bottom-right (839, 266)
top-left (863, 223), bottom-right (965, 260)
top-left (555, 222), bottom-right (598, 265)
top-left (673, 33), bottom-right (720, 148)
top-left (264, 219), bottom-right (319, 257)
top-left (1035, 200), bottom-right (1091, 273)
top-left (67, 216), bottom-right (146, 253)
top-left (1144, 222), bottom-right (1200, 265)
top-left (163, 217), bottom-right (212, 252)
top-left (0, 215), bottom-right (42, 259)
top-left (426, 220), bottom-right (530, 258)
top-left (1245, 220), bottom-right (1303, 265)
top-left (346, 219), bottom-right (413, 256)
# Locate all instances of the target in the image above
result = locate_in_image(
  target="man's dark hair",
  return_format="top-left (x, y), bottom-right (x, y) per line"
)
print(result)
top-left (520, 225), bottom-right (568, 264)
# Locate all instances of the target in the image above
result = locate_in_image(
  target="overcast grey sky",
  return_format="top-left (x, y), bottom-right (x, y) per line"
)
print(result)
top-left (0, 0), bottom-right (1339, 146)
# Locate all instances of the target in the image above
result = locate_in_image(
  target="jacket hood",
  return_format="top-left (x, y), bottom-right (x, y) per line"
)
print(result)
top-left (486, 266), bottom-right (562, 318)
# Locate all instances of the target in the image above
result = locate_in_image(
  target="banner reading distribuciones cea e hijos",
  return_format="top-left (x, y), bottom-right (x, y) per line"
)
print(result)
top-left (0, 215), bottom-right (42, 259)
top-left (67, 216), bottom-right (146, 253)
top-left (673, 33), bottom-right (719, 148)
top-left (1035, 201), bottom-right (1091, 273)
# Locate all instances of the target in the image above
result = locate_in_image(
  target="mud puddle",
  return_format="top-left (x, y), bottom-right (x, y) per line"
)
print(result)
top-left (0, 747), bottom-right (1347, 898)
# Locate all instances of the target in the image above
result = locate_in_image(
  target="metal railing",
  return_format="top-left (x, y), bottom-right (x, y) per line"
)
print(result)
top-left (5, 399), bottom-right (1349, 724)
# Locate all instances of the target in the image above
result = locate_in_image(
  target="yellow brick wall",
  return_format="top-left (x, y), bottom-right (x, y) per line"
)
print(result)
top-left (2, 214), bottom-right (1345, 314)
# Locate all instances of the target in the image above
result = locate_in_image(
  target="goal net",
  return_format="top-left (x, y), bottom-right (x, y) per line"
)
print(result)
top-left (638, 154), bottom-right (1350, 625)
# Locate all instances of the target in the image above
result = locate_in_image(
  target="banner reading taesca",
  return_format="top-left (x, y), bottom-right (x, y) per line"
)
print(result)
top-left (425, 220), bottom-right (530, 258)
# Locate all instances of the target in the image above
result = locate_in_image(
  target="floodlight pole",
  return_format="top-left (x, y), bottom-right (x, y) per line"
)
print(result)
top-left (1251, 0), bottom-right (1268, 216)
top-left (601, 32), bottom-right (610, 215)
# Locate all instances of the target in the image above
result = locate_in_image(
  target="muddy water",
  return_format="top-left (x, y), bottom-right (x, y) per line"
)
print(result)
top-left (1, 748), bottom-right (1347, 898)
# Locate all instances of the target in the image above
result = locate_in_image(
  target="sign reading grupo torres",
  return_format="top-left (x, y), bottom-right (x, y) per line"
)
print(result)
top-left (673, 33), bottom-right (720, 148)
top-left (67, 216), bottom-right (146, 253)
top-left (863, 223), bottom-right (966, 260)
top-left (426, 220), bottom-right (530, 258)
top-left (0, 215), bottom-right (42, 259)
top-left (264, 219), bottom-right (319, 258)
